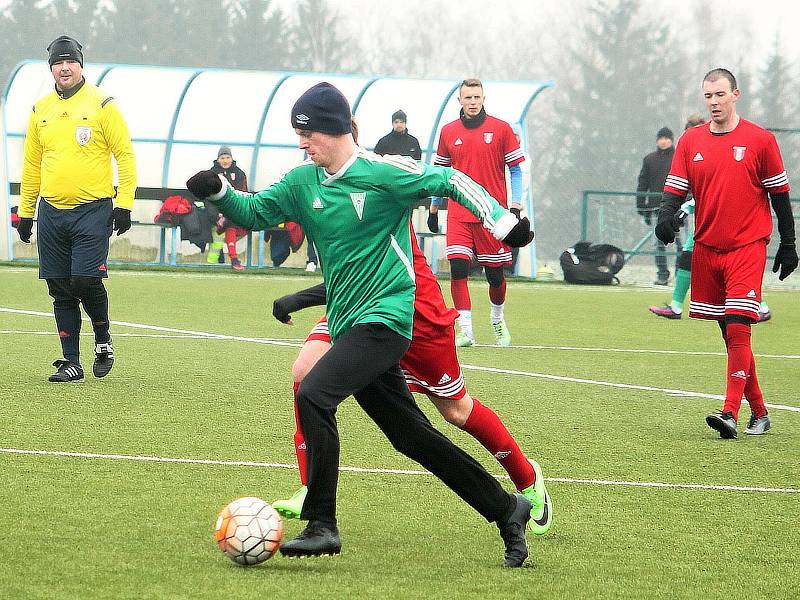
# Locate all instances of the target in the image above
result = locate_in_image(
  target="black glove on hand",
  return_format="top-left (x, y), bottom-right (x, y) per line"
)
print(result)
top-left (642, 213), bottom-right (652, 226)
top-left (654, 216), bottom-right (681, 245)
top-left (503, 216), bottom-right (534, 247)
top-left (17, 218), bottom-right (33, 243)
top-left (427, 211), bottom-right (439, 233)
top-left (186, 170), bottom-right (222, 199)
top-left (273, 295), bottom-right (302, 324)
top-left (107, 207), bottom-right (132, 236)
top-left (510, 207), bottom-right (521, 218)
top-left (772, 242), bottom-right (798, 281)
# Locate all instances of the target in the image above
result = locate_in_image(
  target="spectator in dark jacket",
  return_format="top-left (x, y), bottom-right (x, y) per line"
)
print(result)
top-left (210, 146), bottom-right (249, 270)
top-left (373, 110), bottom-right (422, 160)
top-left (636, 127), bottom-right (682, 285)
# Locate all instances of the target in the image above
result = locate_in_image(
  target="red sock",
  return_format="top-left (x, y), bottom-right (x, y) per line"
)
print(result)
top-left (225, 229), bottom-right (238, 259)
top-left (462, 397), bottom-right (535, 490)
top-left (451, 278), bottom-right (471, 311)
top-left (744, 353), bottom-right (767, 418)
top-left (722, 322), bottom-right (752, 420)
top-left (488, 279), bottom-right (506, 305)
top-left (292, 382), bottom-right (308, 486)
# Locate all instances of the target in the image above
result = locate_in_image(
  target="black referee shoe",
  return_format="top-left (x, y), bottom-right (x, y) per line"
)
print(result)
top-left (93, 341), bottom-right (115, 378)
top-left (280, 521), bottom-right (341, 558)
top-left (498, 493), bottom-right (531, 568)
top-left (49, 360), bottom-right (85, 383)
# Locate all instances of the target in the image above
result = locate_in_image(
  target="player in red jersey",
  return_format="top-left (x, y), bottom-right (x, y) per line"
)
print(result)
top-left (428, 79), bottom-right (527, 348)
top-left (656, 68), bottom-right (797, 439)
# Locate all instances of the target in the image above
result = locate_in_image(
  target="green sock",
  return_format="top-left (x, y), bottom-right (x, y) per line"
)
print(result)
top-left (671, 268), bottom-right (691, 312)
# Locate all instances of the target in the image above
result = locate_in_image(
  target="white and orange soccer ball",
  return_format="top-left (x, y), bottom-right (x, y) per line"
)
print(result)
top-left (214, 497), bottom-right (284, 565)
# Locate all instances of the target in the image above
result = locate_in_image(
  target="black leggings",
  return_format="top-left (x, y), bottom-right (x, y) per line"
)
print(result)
top-left (295, 322), bottom-right (513, 526)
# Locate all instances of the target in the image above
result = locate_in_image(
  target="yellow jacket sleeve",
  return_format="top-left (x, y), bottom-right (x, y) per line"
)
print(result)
top-left (19, 108), bottom-right (43, 218)
top-left (100, 100), bottom-right (137, 210)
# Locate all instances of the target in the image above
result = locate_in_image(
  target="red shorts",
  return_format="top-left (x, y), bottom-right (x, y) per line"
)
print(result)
top-left (445, 220), bottom-right (511, 267)
top-left (689, 240), bottom-right (766, 322)
top-left (305, 316), bottom-right (466, 399)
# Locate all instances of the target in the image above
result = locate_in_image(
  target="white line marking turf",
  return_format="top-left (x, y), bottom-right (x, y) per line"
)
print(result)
top-left (2, 307), bottom-right (799, 414)
top-left (1, 448), bottom-right (796, 495)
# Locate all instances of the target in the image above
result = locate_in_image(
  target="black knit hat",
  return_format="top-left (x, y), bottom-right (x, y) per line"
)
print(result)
top-left (657, 127), bottom-right (674, 140)
top-left (392, 109), bottom-right (407, 123)
top-left (47, 35), bottom-right (83, 67)
top-left (291, 82), bottom-right (352, 135)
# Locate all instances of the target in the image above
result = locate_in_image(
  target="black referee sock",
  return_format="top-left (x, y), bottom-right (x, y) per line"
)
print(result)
top-left (72, 276), bottom-right (111, 344)
top-left (47, 278), bottom-right (81, 364)
top-left (53, 304), bottom-right (82, 364)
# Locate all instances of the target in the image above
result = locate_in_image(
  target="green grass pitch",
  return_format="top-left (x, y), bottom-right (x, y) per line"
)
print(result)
top-left (1, 265), bottom-right (798, 599)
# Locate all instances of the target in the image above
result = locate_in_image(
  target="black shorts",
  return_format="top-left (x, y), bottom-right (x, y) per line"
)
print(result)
top-left (37, 199), bottom-right (112, 279)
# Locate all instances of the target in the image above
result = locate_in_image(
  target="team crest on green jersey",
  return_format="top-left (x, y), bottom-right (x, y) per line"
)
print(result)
top-left (350, 192), bottom-right (366, 220)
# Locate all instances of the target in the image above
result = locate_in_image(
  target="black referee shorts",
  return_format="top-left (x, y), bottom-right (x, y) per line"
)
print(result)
top-left (37, 199), bottom-right (113, 280)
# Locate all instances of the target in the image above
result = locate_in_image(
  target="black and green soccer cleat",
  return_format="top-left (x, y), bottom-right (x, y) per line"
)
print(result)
top-left (521, 460), bottom-right (553, 535)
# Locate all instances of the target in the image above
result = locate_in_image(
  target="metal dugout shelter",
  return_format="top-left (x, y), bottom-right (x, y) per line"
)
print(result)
top-left (1, 62), bottom-right (553, 274)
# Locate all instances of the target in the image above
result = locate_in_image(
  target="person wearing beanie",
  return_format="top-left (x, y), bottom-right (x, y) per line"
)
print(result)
top-left (636, 124), bottom-right (680, 284)
top-left (187, 81), bottom-right (538, 567)
top-left (16, 35), bottom-right (136, 383)
top-left (373, 109), bottom-right (422, 159)
top-left (209, 146), bottom-right (249, 269)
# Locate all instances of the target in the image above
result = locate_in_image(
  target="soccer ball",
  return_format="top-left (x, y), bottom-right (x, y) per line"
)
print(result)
top-left (214, 497), bottom-right (284, 565)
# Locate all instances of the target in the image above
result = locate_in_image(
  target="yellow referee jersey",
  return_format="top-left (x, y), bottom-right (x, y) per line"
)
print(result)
top-left (19, 81), bottom-right (137, 218)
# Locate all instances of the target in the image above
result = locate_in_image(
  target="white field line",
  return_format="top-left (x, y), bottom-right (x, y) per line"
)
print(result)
top-left (2, 307), bottom-right (799, 414)
top-left (472, 343), bottom-right (800, 360)
top-left (1, 448), bottom-right (797, 494)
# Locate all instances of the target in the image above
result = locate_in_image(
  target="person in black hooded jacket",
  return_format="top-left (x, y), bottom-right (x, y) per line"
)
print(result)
top-left (636, 127), bottom-right (682, 285)
top-left (373, 110), bottom-right (422, 160)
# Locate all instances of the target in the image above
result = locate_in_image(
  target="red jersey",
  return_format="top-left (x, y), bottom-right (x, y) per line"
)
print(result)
top-left (664, 118), bottom-right (789, 251)
top-left (409, 224), bottom-right (459, 333)
top-left (434, 114), bottom-right (524, 223)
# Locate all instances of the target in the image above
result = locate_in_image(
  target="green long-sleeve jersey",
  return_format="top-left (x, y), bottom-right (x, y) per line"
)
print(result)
top-left (211, 148), bottom-right (517, 341)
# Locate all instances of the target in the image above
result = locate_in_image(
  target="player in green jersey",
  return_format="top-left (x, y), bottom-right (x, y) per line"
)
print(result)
top-left (187, 82), bottom-right (536, 567)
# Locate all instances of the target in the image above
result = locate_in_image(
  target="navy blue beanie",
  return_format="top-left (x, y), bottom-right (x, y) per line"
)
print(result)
top-left (291, 82), bottom-right (352, 135)
top-left (47, 35), bottom-right (83, 67)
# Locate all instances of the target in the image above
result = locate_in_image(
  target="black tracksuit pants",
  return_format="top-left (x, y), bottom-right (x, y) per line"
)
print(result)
top-left (295, 322), bottom-right (514, 526)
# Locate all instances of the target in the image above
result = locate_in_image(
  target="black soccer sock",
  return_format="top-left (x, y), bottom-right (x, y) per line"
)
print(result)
top-left (46, 278), bottom-right (82, 364)
top-left (71, 276), bottom-right (111, 344)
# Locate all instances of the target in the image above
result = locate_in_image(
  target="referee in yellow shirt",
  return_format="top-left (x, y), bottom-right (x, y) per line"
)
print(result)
top-left (17, 36), bottom-right (137, 382)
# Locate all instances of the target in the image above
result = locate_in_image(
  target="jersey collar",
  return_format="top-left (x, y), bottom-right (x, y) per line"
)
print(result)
top-left (322, 147), bottom-right (361, 185)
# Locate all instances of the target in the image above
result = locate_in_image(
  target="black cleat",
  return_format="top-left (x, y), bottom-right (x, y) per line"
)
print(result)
top-left (498, 493), bottom-right (531, 568)
top-left (48, 360), bottom-right (85, 383)
top-left (706, 411), bottom-right (738, 439)
top-left (279, 521), bottom-right (341, 558)
top-left (93, 341), bottom-right (115, 378)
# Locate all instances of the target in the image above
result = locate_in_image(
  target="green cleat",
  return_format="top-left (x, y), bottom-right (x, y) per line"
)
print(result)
top-left (492, 320), bottom-right (511, 347)
top-left (455, 332), bottom-right (475, 347)
top-left (520, 460), bottom-right (552, 535)
top-left (272, 485), bottom-right (307, 520)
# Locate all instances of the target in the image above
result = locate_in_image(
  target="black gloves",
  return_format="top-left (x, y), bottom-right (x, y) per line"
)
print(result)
top-left (504, 217), bottom-right (534, 247)
top-left (427, 211), bottom-right (439, 233)
top-left (272, 295), bottom-right (300, 324)
top-left (272, 283), bottom-right (328, 324)
top-left (642, 213), bottom-right (652, 226)
top-left (655, 215), bottom-right (682, 245)
top-left (187, 170), bottom-right (222, 199)
top-left (772, 242), bottom-right (798, 281)
top-left (510, 207), bottom-right (521, 218)
top-left (17, 218), bottom-right (33, 243)
top-left (107, 207), bottom-right (132, 236)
